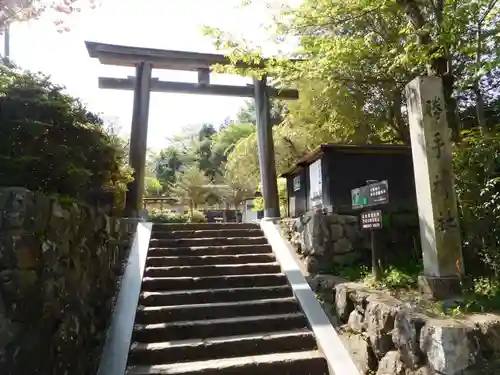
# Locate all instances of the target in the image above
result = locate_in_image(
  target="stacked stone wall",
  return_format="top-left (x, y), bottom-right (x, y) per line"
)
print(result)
top-left (0, 187), bottom-right (130, 375)
top-left (281, 209), bottom-right (367, 273)
top-left (314, 276), bottom-right (500, 375)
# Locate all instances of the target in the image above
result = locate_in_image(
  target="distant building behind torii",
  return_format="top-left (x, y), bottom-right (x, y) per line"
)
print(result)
top-left (85, 41), bottom-right (299, 219)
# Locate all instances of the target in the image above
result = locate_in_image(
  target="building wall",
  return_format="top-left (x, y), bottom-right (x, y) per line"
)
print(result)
top-left (324, 150), bottom-right (416, 212)
top-left (242, 199), bottom-right (259, 223)
top-left (286, 168), bottom-right (308, 217)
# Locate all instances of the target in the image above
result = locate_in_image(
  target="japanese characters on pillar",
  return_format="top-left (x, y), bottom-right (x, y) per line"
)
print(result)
top-left (405, 76), bottom-right (464, 283)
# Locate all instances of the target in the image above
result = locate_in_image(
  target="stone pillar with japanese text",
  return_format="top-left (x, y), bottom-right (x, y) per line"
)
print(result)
top-left (405, 76), bottom-right (464, 300)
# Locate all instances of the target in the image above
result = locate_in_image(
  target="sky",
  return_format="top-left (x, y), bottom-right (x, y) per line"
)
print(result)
top-left (3, 0), bottom-right (298, 151)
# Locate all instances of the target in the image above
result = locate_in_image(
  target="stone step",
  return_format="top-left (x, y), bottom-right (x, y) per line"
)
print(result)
top-left (140, 285), bottom-right (293, 306)
top-left (149, 237), bottom-right (268, 248)
top-left (143, 263), bottom-right (281, 278)
top-left (151, 229), bottom-right (264, 239)
top-left (132, 312), bottom-right (308, 343)
top-left (141, 273), bottom-right (287, 292)
top-left (146, 253), bottom-right (276, 267)
top-left (135, 297), bottom-right (299, 324)
top-left (147, 244), bottom-right (272, 257)
top-left (128, 329), bottom-right (317, 366)
top-left (152, 223), bottom-right (259, 232)
top-left (126, 350), bottom-right (329, 375)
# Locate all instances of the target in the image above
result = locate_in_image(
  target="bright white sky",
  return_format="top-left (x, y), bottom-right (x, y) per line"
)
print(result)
top-left (3, 0), bottom-right (298, 151)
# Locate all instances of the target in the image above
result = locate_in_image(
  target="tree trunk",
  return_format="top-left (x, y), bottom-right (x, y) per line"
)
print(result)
top-left (397, 0), bottom-right (460, 140)
top-left (388, 90), bottom-right (410, 143)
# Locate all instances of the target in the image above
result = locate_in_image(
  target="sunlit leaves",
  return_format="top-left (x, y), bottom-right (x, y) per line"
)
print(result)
top-left (0, 0), bottom-right (98, 30)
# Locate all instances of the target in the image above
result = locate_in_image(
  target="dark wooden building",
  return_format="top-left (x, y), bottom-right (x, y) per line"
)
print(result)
top-left (281, 144), bottom-right (417, 217)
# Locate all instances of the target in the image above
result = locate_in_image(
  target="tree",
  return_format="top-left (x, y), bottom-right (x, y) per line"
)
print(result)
top-left (195, 123), bottom-right (219, 180)
top-left (169, 166), bottom-right (210, 215)
top-left (203, 0), bottom-right (500, 141)
top-left (212, 180), bottom-right (255, 210)
top-left (0, 0), bottom-right (97, 30)
top-left (235, 99), bottom-right (289, 126)
top-left (211, 122), bottom-right (255, 161)
top-left (154, 146), bottom-right (184, 192)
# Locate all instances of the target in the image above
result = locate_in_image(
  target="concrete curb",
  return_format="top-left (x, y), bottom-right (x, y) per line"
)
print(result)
top-left (97, 222), bottom-right (153, 375)
top-left (260, 219), bottom-right (360, 375)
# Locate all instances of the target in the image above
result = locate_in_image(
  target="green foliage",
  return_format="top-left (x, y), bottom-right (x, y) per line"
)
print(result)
top-left (453, 127), bottom-right (500, 276)
top-left (195, 123), bottom-right (219, 180)
top-left (0, 65), bottom-right (132, 209)
top-left (235, 99), bottom-right (288, 126)
top-left (330, 261), bottom-right (421, 291)
top-left (329, 264), bottom-right (371, 282)
top-left (189, 209), bottom-right (208, 223)
top-left (364, 265), bottom-right (421, 290)
top-left (0, 0), bottom-right (98, 30)
top-left (149, 208), bottom-right (207, 223)
top-left (154, 146), bottom-right (185, 192)
top-left (211, 122), bottom-right (255, 158)
top-left (149, 209), bottom-right (188, 223)
top-left (253, 178), bottom-right (288, 216)
top-left (144, 177), bottom-right (162, 196)
top-left (169, 166), bottom-right (211, 212)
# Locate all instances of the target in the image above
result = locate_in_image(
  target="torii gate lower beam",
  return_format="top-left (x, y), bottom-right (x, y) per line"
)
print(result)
top-left (85, 41), bottom-right (299, 218)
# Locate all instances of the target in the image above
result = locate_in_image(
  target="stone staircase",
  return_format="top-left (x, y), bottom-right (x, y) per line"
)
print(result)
top-left (125, 222), bottom-right (329, 375)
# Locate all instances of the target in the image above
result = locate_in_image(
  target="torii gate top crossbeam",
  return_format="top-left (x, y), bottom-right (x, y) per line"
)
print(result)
top-left (85, 41), bottom-right (298, 72)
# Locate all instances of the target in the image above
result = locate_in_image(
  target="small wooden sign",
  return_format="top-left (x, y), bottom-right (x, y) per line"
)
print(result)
top-left (361, 210), bottom-right (383, 230)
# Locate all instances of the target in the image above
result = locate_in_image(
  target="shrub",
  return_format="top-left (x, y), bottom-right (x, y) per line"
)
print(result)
top-left (453, 127), bottom-right (500, 277)
top-left (149, 209), bottom-right (189, 223)
top-left (149, 209), bottom-right (208, 224)
top-left (188, 209), bottom-right (207, 223)
top-left (0, 65), bottom-right (132, 208)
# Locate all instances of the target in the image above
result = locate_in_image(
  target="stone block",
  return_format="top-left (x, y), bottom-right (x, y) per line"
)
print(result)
top-left (344, 224), bottom-right (360, 242)
top-left (335, 284), bottom-right (355, 322)
top-left (330, 224), bottom-right (344, 241)
top-left (47, 200), bottom-right (71, 239)
top-left (13, 234), bottom-right (41, 269)
top-left (344, 215), bottom-right (359, 224)
top-left (332, 250), bottom-right (360, 265)
top-left (469, 314), bottom-right (500, 357)
top-left (311, 274), bottom-right (341, 292)
top-left (0, 187), bottom-right (36, 231)
top-left (392, 309), bottom-right (427, 369)
top-left (376, 351), bottom-right (405, 375)
top-left (0, 269), bottom-right (40, 320)
top-left (339, 331), bottom-right (378, 374)
top-left (420, 320), bottom-right (477, 375)
top-left (364, 295), bottom-right (401, 359)
top-left (418, 275), bottom-right (462, 300)
top-left (333, 238), bottom-right (353, 254)
top-left (326, 213), bottom-right (341, 224)
top-left (348, 309), bottom-right (365, 333)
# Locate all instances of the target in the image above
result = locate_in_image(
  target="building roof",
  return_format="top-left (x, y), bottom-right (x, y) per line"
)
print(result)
top-left (85, 41), bottom-right (301, 72)
top-left (281, 143), bottom-right (411, 177)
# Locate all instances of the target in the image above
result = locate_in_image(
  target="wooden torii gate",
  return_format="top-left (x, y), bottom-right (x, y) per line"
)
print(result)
top-left (85, 41), bottom-right (298, 219)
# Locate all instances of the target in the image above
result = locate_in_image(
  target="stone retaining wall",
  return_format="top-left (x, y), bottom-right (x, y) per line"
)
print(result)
top-left (0, 187), bottom-right (130, 375)
top-left (315, 276), bottom-right (500, 375)
top-left (281, 209), bottom-right (367, 273)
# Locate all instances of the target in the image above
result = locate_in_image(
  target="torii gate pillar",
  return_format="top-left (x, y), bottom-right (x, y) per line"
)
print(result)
top-left (254, 76), bottom-right (280, 218)
top-left (84, 41), bottom-right (299, 219)
top-left (125, 62), bottom-right (153, 217)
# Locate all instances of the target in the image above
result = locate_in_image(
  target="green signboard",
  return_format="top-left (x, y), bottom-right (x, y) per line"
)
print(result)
top-left (351, 180), bottom-right (389, 209)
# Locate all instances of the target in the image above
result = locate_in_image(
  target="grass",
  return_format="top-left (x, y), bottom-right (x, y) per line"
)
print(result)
top-left (328, 261), bottom-right (500, 316)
